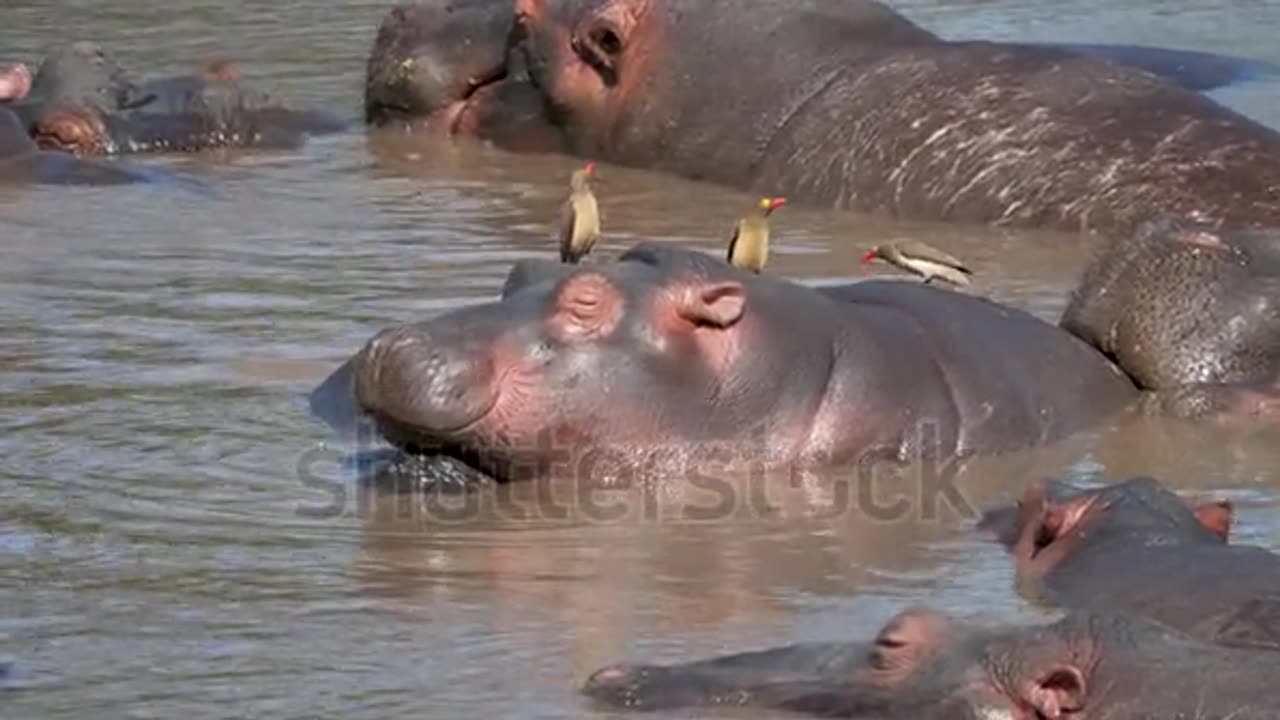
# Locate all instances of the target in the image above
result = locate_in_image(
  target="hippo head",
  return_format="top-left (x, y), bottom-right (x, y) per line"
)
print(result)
top-left (312, 244), bottom-right (842, 484)
top-left (508, 0), bottom-right (933, 170)
top-left (979, 476), bottom-right (1234, 578)
top-left (0, 63), bottom-right (32, 103)
top-left (585, 607), bottom-right (1098, 718)
top-left (365, 1), bottom-right (565, 152)
top-left (29, 41), bottom-right (147, 111)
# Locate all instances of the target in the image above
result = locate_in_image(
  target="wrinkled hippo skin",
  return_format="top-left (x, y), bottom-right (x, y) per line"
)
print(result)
top-left (0, 106), bottom-right (168, 186)
top-left (367, 0), bottom-right (1280, 235)
top-left (10, 42), bottom-right (348, 156)
top-left (1060, 215), bottom-right (1280, 418)
top-left (582, 606), bottom-right (1277, 718)
top-left (310, 244), bottom-right (1136, 483)
top-left (979, 476), bottom-right (1280, 652)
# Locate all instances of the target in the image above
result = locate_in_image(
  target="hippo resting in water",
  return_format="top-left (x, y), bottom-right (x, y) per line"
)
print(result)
top-left (0, 105), bottom-right (164, 185)
top-left (980, 476), bottom-right (1280, 653)
top-left (310, 243), bottom-right (1138, 484)
top-left (581, 606), bottom-right (1278, 718)
top-left (1061, 215), bottom-right (1280, 418)
top-left (367, 0), bottom-right (1280, 236)
top-left (3, 42), bottom-right (347, 156)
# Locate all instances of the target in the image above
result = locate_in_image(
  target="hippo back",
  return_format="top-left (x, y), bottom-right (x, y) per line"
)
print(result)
top-left (1061, 216), bottom-right (1280, 389)
top-left (821, 280), bottom-right (1137, 452)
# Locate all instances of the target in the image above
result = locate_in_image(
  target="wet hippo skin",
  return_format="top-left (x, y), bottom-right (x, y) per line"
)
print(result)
top-left (980, 475), bottom-right (1280, 653)
top-left (310, 244), bottom-right (1137, 484)
top-left (581, 606), bottom-right (1279, 718)
top-left (1061, 215), bottom-right (1280, 419)
top-left (367, 0), bottom-right (1280, 236)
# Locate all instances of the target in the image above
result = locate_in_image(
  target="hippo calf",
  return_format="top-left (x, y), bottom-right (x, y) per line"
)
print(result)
top-left (583, 606), bottom-right (1278, 718)
top-left (1062, 215), bottom-right (1280, 419)
top-left (311, 243), bottom-right (1136, 485)
top-left (11, 42), bottom-right (348, 157)
top-left (980, 475), bottom-right (1280, 652)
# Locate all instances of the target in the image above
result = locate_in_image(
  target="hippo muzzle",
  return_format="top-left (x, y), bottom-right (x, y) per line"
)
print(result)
top-left (365, 0), bottom-right (519, 129)
top-left (352, 316), bottom-right (503, 450)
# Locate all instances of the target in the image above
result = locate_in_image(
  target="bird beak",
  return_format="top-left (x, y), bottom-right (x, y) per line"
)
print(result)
top-left (861, 249), bottom-right (878, 264)
top-left (768, 197), bottom-right (788, 210)
top-left (584, 162), bottom-right (597, 176)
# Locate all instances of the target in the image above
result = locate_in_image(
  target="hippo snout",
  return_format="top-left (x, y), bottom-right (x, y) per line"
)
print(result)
top-left (353, 324), bottom-right (498, 442)
top-left (365, 0), bottom-right (517, 127)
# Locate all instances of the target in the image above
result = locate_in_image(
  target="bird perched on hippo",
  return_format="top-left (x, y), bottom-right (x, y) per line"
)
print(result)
top-left (365, 0), bottom-right (1280, 237)
top-left (310, 243), bottom-right (1139, 486)
top-left (558, 162), bottom-right (602, 263)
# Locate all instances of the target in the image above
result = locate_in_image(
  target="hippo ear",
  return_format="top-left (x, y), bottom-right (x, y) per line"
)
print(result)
top-left (675, 282), bottom-right (746, 328)
top-left (1025, 665), bottom-right (1087, 718)
top-left (1189, 498), bottom-right (1233, 542)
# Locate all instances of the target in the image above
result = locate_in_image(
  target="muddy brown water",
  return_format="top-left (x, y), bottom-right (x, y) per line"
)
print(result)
top-left (3, 1), bottom-right (1280, 717)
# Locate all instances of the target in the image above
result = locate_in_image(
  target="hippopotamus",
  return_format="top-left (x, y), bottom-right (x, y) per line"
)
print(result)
top-left (9, 42), bottom-right (348, 156)
top-left (979, 475), bottom-right (1280, 652)
top-left (0, 106), bottom-right (166, 185)
top-left (366, 0), bottom-right (1280, 236)
top-left (1060, 215), bottom-right (1280, 418)
top-left (581, 606), bottom-right (1278, 718)
top-left (309, 243), bottom-right (1137, 484)
top-left (364, 0), bottom-right (1277, 134)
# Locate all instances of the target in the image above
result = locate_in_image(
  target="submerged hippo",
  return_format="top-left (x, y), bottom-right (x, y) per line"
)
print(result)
top-left (366, 0), bottom-right (1280, 236)
top-left (0, 106), bottom-right (165, 186)
top-left (310, 243), bottom-right (1137, 484)
top-left (1061, 215), bottom-right (1280, 418)
top-left (979, 476), bottom-right (1280, 652)
top-left (582, 606), bottom-right (1278, 718)
top-left (11, 42), bottom-right (348, 156)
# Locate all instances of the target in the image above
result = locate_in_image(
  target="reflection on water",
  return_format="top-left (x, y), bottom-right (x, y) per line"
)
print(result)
top-left (3, 1), bottom-right (1280, 717)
